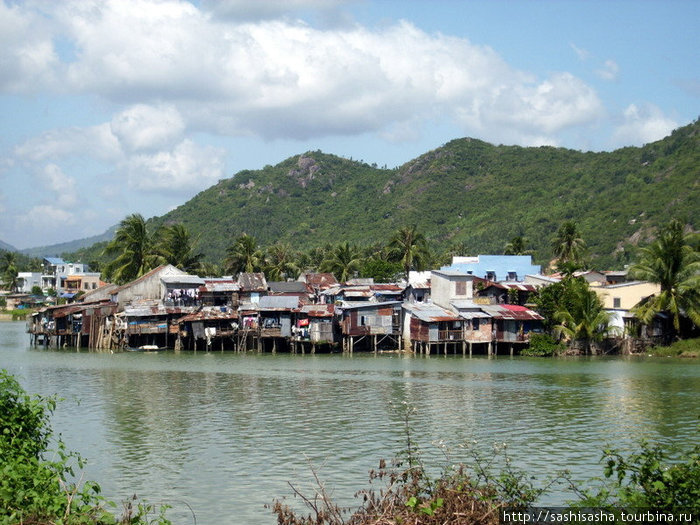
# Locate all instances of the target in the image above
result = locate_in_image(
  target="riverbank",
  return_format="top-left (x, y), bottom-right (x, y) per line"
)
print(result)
top-left (643, 337), bottom-right (700, 358)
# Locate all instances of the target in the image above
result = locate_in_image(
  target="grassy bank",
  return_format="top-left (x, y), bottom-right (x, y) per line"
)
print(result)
top-left (645, 338), bottom-right (700, 358)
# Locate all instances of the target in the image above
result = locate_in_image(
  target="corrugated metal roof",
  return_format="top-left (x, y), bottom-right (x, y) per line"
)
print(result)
top-left (202, 280), bottom-right (240, 292)
top-left (257, 295), bottom-right (299, 310)
top-left (459, 311), bottom-right (491, 319)
top-left (404, 303), bottom-right (460, 322)
top-left (238, 272), bottom-right (267, 291)
top-left (268, 281), bottom-right (310, 293)
top-left (339, 300), bottom-right (401, 311)
top-left (301, 273), bottom-right (338, 290)
top-left (480, 304), bottom-right (543, 321)
top-left (176, 307), bottom-right (238, 323)
top-left (161, 275), bottom-right (205, 285)
top-left (298, 304), bottom-right (335, 317)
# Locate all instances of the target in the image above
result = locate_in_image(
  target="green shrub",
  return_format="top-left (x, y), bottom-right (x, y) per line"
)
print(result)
top-left (0, 369), bottom-right (171, 525)
top-left (571, 440), bottom-right (700, 516)
top-left (521, 333), bottom-right (563, 356)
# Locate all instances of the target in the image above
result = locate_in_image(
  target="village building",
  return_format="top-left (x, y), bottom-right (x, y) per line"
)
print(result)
top-left (337, 301), bottom-right (402, 352)
top-left (293, 303), bottom-right (336, 352)
top-left (442, 255), bottom-right (541, 282)
top-left (591, 280), bottom-right (661, 338)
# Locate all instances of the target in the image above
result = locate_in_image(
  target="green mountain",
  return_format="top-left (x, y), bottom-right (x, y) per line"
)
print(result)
top-left (74, 119), bottom-right (700, 269)
top-left (0, 240), bottom-right (16, 252)
top-left (21, 226), bottom-right (117, 259)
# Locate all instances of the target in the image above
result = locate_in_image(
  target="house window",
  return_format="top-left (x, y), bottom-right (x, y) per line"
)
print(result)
top-left (613, 297), bottom-right (621, 308)
top-left (472, 318), bottom-right (479, 331)
top-left (507, 271), bottom-right (517, 281)
top-left (455, 281), bottom-right (466, 295)
top-left (485, 271), bottom-right (496, 281)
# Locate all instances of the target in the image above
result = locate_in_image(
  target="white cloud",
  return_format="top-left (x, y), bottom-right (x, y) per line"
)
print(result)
top-left (0, 2), bottom-right (60, 92)
top-left (111, 104), bottom-right (185, 152)
top-left (3, 1), bottom-right (605, 147)
top-left (18, 205), bottom-right (77, 230)
top-left (41, 163), bottom-right (78, 207)
top-left (14, 124), bottom-right (122, 163)
top-left (124, 139), bottom-right (225, 191)
top-left (596, 59), bottom-right (619, 81)
top-left (570, 43), bottom-right (590, 62)
top-left (611, 103), bottom-right (678, 147)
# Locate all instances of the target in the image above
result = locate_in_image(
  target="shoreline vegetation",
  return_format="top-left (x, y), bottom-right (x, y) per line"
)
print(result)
top-left (2, 370), bottom-right (698, 525)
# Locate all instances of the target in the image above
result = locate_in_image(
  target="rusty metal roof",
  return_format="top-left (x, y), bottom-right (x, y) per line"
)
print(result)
top-left (298, 304), bottom-right (335, 317)
top-left (480, 304), bottom-right (543, 321)
top-left (201, 279), bottom-right (240, 293)
top-left (404, 303), bottom-right (460, 322)
top-left (301, 272), bottom-right (338, 290)
top-left (238, 272), bottom-right (267, 291)
top-left (176, 307), bottom-right (238, 323)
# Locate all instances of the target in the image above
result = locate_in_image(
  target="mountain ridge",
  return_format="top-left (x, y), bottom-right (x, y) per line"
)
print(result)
top-left (66, 119), bottom-right (700, 269)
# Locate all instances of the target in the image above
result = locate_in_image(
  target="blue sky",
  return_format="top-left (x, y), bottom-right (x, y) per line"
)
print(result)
top-left (0, 0), bottom-right (697, 249)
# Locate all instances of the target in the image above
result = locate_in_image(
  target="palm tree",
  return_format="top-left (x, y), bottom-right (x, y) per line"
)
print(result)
top-left (225, 234), bottom-right (263, 275)
top-left (263, 243), bottom-right (300, 281)
top-left (388, 225), bottom-right (430, 281)
top-left (320, 242), bottom-right (362, 283)
top-left (156, 223), bottom-right (203, 273)
top-left (1, 252), bottom-right (19, 292)
top-left (553, 280), bottom-right (611, 354)
top-left (102, 214), bottom-right (163, 284)
top-left (504, 235), bottom-right (533, 256)
top-left (552, 220), bottom-right (586, 265)
top-left (629, 219), bottom-right (700, 334)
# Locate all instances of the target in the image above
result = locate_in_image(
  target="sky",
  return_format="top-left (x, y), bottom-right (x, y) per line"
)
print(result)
top-left (0, 0), bottom-right (698, 250)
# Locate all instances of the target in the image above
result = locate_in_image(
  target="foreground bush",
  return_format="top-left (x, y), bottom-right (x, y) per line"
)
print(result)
top-left (0, 369), bottom-right (170, 525)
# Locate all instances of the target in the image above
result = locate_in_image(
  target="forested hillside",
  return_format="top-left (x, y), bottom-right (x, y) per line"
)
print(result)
top-left (72, 119), bottom-right (698, 269)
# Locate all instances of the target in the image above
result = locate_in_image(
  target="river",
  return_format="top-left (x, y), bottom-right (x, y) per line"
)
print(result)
top-left (1, 321), bottom-right (698, 524)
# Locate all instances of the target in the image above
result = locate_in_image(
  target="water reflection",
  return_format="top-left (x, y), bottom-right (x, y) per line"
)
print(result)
top-left (1, 322), bottom-right (698, 524)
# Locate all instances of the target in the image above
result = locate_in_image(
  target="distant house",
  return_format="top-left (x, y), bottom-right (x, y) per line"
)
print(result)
top-left (17, 272), bottom-right (41, 294)
top-left (199, 278), bottom-right (240, 307)
top-left (406, 271), bottom-right (431, 303)
top-left (479, 304), bottom-right (543, 346)
top-left (476, 281), bottom-right (537, 306)
top-left (298, 272), bottom-right (338, 298)
top-left (591, 281), bottom-right (661, 337)
top-left (402, 302), bottom-right (463, 354)
top-left (257, 295), bottom-right (300, 351)
top-left (430, 270), bottom-right (475, 309)
top-left (238, 273), bottom-right (267, 304)
top-left (111, 264), bottom-right (191, 309)
top-left (442, 255), bottom-right (541, 282)
top-left (294, 303), bottom-right (336, 350)
top-left (337, 301), bottom-right (402, 351)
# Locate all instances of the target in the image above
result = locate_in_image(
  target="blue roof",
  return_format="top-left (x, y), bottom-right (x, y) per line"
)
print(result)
top-left (440, 255), bottom-right (541, 282)
top-left (44, 257), bottom-right (65, 265)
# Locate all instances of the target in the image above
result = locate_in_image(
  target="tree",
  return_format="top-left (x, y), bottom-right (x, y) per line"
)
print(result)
top-left (263, 243), bottom-right (300, 281)
top-left (388, 225), bottom-right (430, 281)
top-left (551, 220), bottom-right (586, 265)
top-left (156, 223), bottom-right (203, 274)
top-left (102, 214), bottom-right (164, 285)
top-left (225, 234), bottom-right (263, 275)
top-left (503, 236), bottom-right (533, 256)
top-left (629, 219), bottom-right (700, 335)
top-left (320, 242), bottom-right (362, 282)
top-left (553, 279), bottom-right (611, 354)
top-left (0, 252), bottom-right (19, 292)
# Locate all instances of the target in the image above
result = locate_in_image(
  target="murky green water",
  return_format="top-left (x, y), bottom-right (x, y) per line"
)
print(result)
top-left (1, 321), bottom-right (698, 524)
